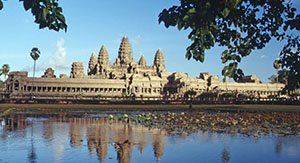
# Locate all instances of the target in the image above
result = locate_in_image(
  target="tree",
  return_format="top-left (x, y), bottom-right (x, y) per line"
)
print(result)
top-left (184, 89), bottom-right (197, 99)
top-left (269, 69), bottom-right (289, 84)
top-left (0, 80), bottom-right (4, 88)
top-left (0, 0), bottom-right (67, 32)
top-left (30, 47), bottom-right (40, 78)
top-left (184, 89), bottom-right (197, 108)
top-left (268, 75), bottom-right (277, 83)
top-left (1, 64), bottom-right (10, 79)
top-left (278, 69), bottom-right (289, 84)
top-left (159, 0), bottom-right (300, 91)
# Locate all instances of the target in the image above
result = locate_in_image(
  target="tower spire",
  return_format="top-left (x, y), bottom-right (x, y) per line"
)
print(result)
top-left (88, 52), bottom-right (97, 75)
top-left (98, 45), bottom-right (109, 66)
top-left (153, 48), bottom-right (165, 72)
top-left (138, 55), bottom-right (147, 67)
top-left (117, 36), bottom-right (133, 65)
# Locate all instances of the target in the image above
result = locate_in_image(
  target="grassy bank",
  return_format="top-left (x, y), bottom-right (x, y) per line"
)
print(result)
top-left (0, 103), bottom-right (299, 116)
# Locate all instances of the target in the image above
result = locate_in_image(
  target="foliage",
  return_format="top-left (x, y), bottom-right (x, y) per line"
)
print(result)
top-left (159, 0), bottom-right (300, 91)
top-left (184, 89), bottom-right (197, 99)
top-left (0, 64), bottom-right (10, 79)
top-left (221, 92), bottom-right (236, 98)
top-left (273, 58), bottom-right (282, 70)
top-left (0, 0), bottom-right (67, 32)
top-left (278, 69), bottom-right (289, 84)
top-left (30, 47), bottom-right (40, 78)
top-left (30, 47), bottom-right (40, 61)
top-left (0, 80), bottom-right (4, 88)
top-left (269, 69), bottom-right (289, 84)
top-left (268, 75), bottom-right (278, 83)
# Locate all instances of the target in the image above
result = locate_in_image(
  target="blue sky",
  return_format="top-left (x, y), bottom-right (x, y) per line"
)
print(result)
top-left (0, 0), bottom-right (299, 82)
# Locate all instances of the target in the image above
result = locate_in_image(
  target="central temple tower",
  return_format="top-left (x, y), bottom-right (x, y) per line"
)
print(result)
top-left (115, 36), bottom-right (133, 65)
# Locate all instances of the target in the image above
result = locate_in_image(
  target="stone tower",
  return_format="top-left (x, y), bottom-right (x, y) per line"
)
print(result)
top-left (152, 129), bottom-right (165, 161)
top-left (42, 67), bottom-right (56, 78)
top-left (98, 45), bottom-right (109, 66)
top-left (153, 48), bottom-right (166, 72)
top-left (138, 55), bottom-right (147, 67)
top-left (88, 52), bottom-right (97, 75)
top-left (116, 37), bottom-right (133, 65)
top-left (70, 62), bottom-right (85, 78)
top-left (97, 45), bottom-right (109, 76)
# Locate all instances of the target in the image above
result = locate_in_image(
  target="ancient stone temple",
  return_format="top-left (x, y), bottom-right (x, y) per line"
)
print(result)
top-left (4, 37), bottom-right (284, 102)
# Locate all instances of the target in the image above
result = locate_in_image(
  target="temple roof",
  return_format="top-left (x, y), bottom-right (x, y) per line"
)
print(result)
top-left (89, 52), bottom-right (97, 67)
top-left (138, 55), bottom-right (147, 66)
top-left (154, 48), bottom-right (165, 69)
top-left (117, 36), bottom-right (133, 65)
top-left (98, 45), bottom-right (109, 65)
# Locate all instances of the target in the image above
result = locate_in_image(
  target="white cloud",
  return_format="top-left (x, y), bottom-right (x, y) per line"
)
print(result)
top-left (131, 35), bottom-right (143, 59)
top-left (260, 54), bottom-right (266, 58)
top-left (22, 38), bottom-right (71, 74)
top-left (131, 35), bottom-right (142, 47)
top-left (39, 38), bottom-right (71, 71)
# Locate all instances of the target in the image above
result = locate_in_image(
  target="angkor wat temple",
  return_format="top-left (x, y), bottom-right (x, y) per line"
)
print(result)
top-left (4, 37), bottom-right (284, 102)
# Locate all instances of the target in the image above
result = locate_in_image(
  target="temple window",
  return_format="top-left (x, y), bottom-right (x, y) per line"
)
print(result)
top-left (14, 80), bottom-right (20, 91)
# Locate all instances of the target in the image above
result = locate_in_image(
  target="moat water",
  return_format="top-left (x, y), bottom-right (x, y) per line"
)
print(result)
top-left (0, 115), bottom-right (299, 163)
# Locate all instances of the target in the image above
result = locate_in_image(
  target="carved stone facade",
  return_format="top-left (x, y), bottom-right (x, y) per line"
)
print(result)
top-left (4, 37), bottom-right (285, 101)
top-left (70, 62), bottom-right (85, 78)
top-left (42, 68), bottom-right (56, 78)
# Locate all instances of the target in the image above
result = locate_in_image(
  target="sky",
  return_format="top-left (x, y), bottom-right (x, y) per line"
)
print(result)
top-left (0, 0), bottom-right (299, 82)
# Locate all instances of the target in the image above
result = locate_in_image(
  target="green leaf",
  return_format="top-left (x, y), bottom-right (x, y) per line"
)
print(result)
top-left (187, 8), bottom-right (196, 15)
top-left (42, 8), bottom-right (47, 22)
top-left (222, 50), bottom-right (229, 55)
top-left (0, 0), bottom-right (3, 10)
top-left (232, 0), bottom-right (241, 8)
top-left (237, 68), bottom-right (243, 75)
top-left (57, 14), bottom-right (66, 23)
top-left (177, 20), bottom-right (183, 30)
top-left (236, 55), bottom-right (241, 62)
top-left (186, 51), bottom-right (192, 60)
top-left (183, 15), bottom-right (189, 22)
top-left (221, 50), bottom-right (229, 63)
top-left (199, 52), bottom-right (205, 62)
top-left (222, 7), bottom-right (230, 18)
top-left (23, 0), bottom-right (32, 11)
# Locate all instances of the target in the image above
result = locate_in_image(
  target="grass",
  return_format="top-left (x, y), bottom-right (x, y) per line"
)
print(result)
top-left (0, 103), bottom-right (299, 117)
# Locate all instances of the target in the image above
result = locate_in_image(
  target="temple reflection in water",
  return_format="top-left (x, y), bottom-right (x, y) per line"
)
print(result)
top-left (0, 115), bottom-right (165, 163)
top-left (67, 117), bottom-right (165, 163)
top-left (1, 115), bottom-right (300, 163)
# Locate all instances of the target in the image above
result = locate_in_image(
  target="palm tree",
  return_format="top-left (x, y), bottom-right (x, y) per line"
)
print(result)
top-left (1, 64), bottom-right (10, 79)
top-left (30, 48), bottom-right (40, 78)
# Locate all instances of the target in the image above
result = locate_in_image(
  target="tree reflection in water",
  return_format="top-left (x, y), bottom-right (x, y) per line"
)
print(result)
top-left (222, 146), bottom-right (230, 163)
top-left (28, 121), bottom-right (37, 163)
top-left (275, 138), bottom-right (283, 156)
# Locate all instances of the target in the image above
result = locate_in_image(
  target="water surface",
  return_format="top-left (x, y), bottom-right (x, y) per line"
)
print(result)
top-left (0, 115), bottom-right (299, 163)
